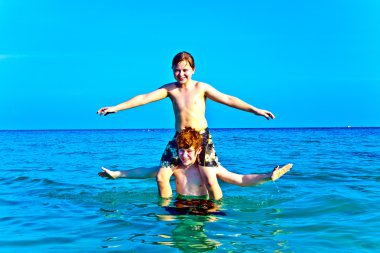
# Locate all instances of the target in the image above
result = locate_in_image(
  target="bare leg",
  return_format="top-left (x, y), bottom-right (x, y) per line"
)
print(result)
top-left (198, 165), bottom-right (223, 200)
top-left (156, 166), bottom-right (174, 198)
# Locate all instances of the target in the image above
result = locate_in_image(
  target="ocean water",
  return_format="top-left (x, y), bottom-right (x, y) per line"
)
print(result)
top-left (1, 128), bottom-right (379, 252)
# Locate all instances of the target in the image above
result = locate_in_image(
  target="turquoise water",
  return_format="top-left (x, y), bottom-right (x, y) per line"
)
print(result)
top-left (1, 128), bottom-right (379, 252)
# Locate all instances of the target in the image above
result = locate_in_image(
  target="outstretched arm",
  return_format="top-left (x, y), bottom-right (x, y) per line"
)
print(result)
top-left (216, 164), bottom-right (292, 186)
top-left (97, 87), bottom-right (168, 116)
top-left (204, 84), bottom-right (275, 120)
top-left (98, 166), bottom-right (159, 179)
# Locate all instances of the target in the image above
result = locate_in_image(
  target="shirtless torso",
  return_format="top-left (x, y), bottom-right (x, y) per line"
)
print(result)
top-left (172, 163), bottom-right (208, 197)
top-left (166, 81), bottom-right (208, 132)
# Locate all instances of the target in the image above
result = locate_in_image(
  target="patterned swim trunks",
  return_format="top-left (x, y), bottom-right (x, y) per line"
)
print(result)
top-left (160, 128), bottom-right (220, 168)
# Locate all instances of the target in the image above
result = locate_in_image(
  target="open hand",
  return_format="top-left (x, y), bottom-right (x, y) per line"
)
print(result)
top-left (271, 163), bottom-right (292, 181)
top-left (259, 110), bottom-right (275, 120)
top-left (97, 107), bottom-right (116, 116)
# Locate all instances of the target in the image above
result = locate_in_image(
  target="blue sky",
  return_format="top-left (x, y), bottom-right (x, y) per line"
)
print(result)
top-left (1, 0), bottom-right (379, 130)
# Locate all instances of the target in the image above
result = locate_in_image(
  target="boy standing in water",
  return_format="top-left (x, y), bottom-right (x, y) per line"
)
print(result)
top-left (99, 127), bottom-right (292, 200)
top-left (97, 52), bottom-right (275, 200)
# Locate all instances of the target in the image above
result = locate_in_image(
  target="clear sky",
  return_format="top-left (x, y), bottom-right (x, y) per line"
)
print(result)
top-left (1, 0), bottom-right (379, 130)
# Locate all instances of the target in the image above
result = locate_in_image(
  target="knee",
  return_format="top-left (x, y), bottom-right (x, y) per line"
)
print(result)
top-left (156, 172), bottom-right (164, 183)
top-left (156, 168), bottom-right (168, 183)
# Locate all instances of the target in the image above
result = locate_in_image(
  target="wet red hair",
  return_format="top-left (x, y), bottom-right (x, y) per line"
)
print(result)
top-left (176, 127), bottom-right (203, 149)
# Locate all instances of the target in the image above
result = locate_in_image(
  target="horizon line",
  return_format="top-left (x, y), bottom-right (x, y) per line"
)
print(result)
top-left (1, 126), bottom-right (379, 131)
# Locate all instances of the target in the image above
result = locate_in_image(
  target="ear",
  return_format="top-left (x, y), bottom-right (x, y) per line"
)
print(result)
top-left (196, 147), bottom-right (202, 155)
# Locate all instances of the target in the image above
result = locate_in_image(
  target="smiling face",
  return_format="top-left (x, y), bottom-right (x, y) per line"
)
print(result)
top-left (178, 147), bottom-right (201, 166)
top-left (172, 60), bottom-right (195, 85)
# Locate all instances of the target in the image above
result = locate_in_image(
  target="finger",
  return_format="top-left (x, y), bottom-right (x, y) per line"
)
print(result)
top-left (97, 108), bottom-right (109, 116)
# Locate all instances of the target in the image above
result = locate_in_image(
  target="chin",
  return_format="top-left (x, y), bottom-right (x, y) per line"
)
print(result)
top-left (180, 160), bottom-right (192, 166)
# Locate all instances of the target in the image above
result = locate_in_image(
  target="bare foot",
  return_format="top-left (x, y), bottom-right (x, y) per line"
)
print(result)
top-left (271, 163), bottom-right (293, 181)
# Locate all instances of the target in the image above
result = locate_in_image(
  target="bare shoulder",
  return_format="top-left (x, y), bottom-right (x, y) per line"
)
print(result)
top-left (195, 81), bottom-right (215, 91)
top-left (198, 82), bottom-right (225, 98)
top-left (195, 81), bottom-right (210, 87)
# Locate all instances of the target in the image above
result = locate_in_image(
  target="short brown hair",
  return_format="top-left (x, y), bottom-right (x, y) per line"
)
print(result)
top-left (172, 51), bottom-right (195, 70)
top-left (176, 127), bottom-right (203, 150)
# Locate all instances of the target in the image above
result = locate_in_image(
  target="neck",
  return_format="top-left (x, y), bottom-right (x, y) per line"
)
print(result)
top-left (176, 80), bottom-right (194, 88)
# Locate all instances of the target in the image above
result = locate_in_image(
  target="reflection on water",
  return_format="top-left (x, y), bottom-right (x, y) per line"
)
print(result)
top-left (156, 214), bottom-right (221, 252)
top-left (164, 198), bottom-right (226, 216)
top-left (99, 196), bottom-right (224, 252)
top-left (156, 198), bottom-right (223, 252)
top-left (98, 195), bottom-right (294, 253)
